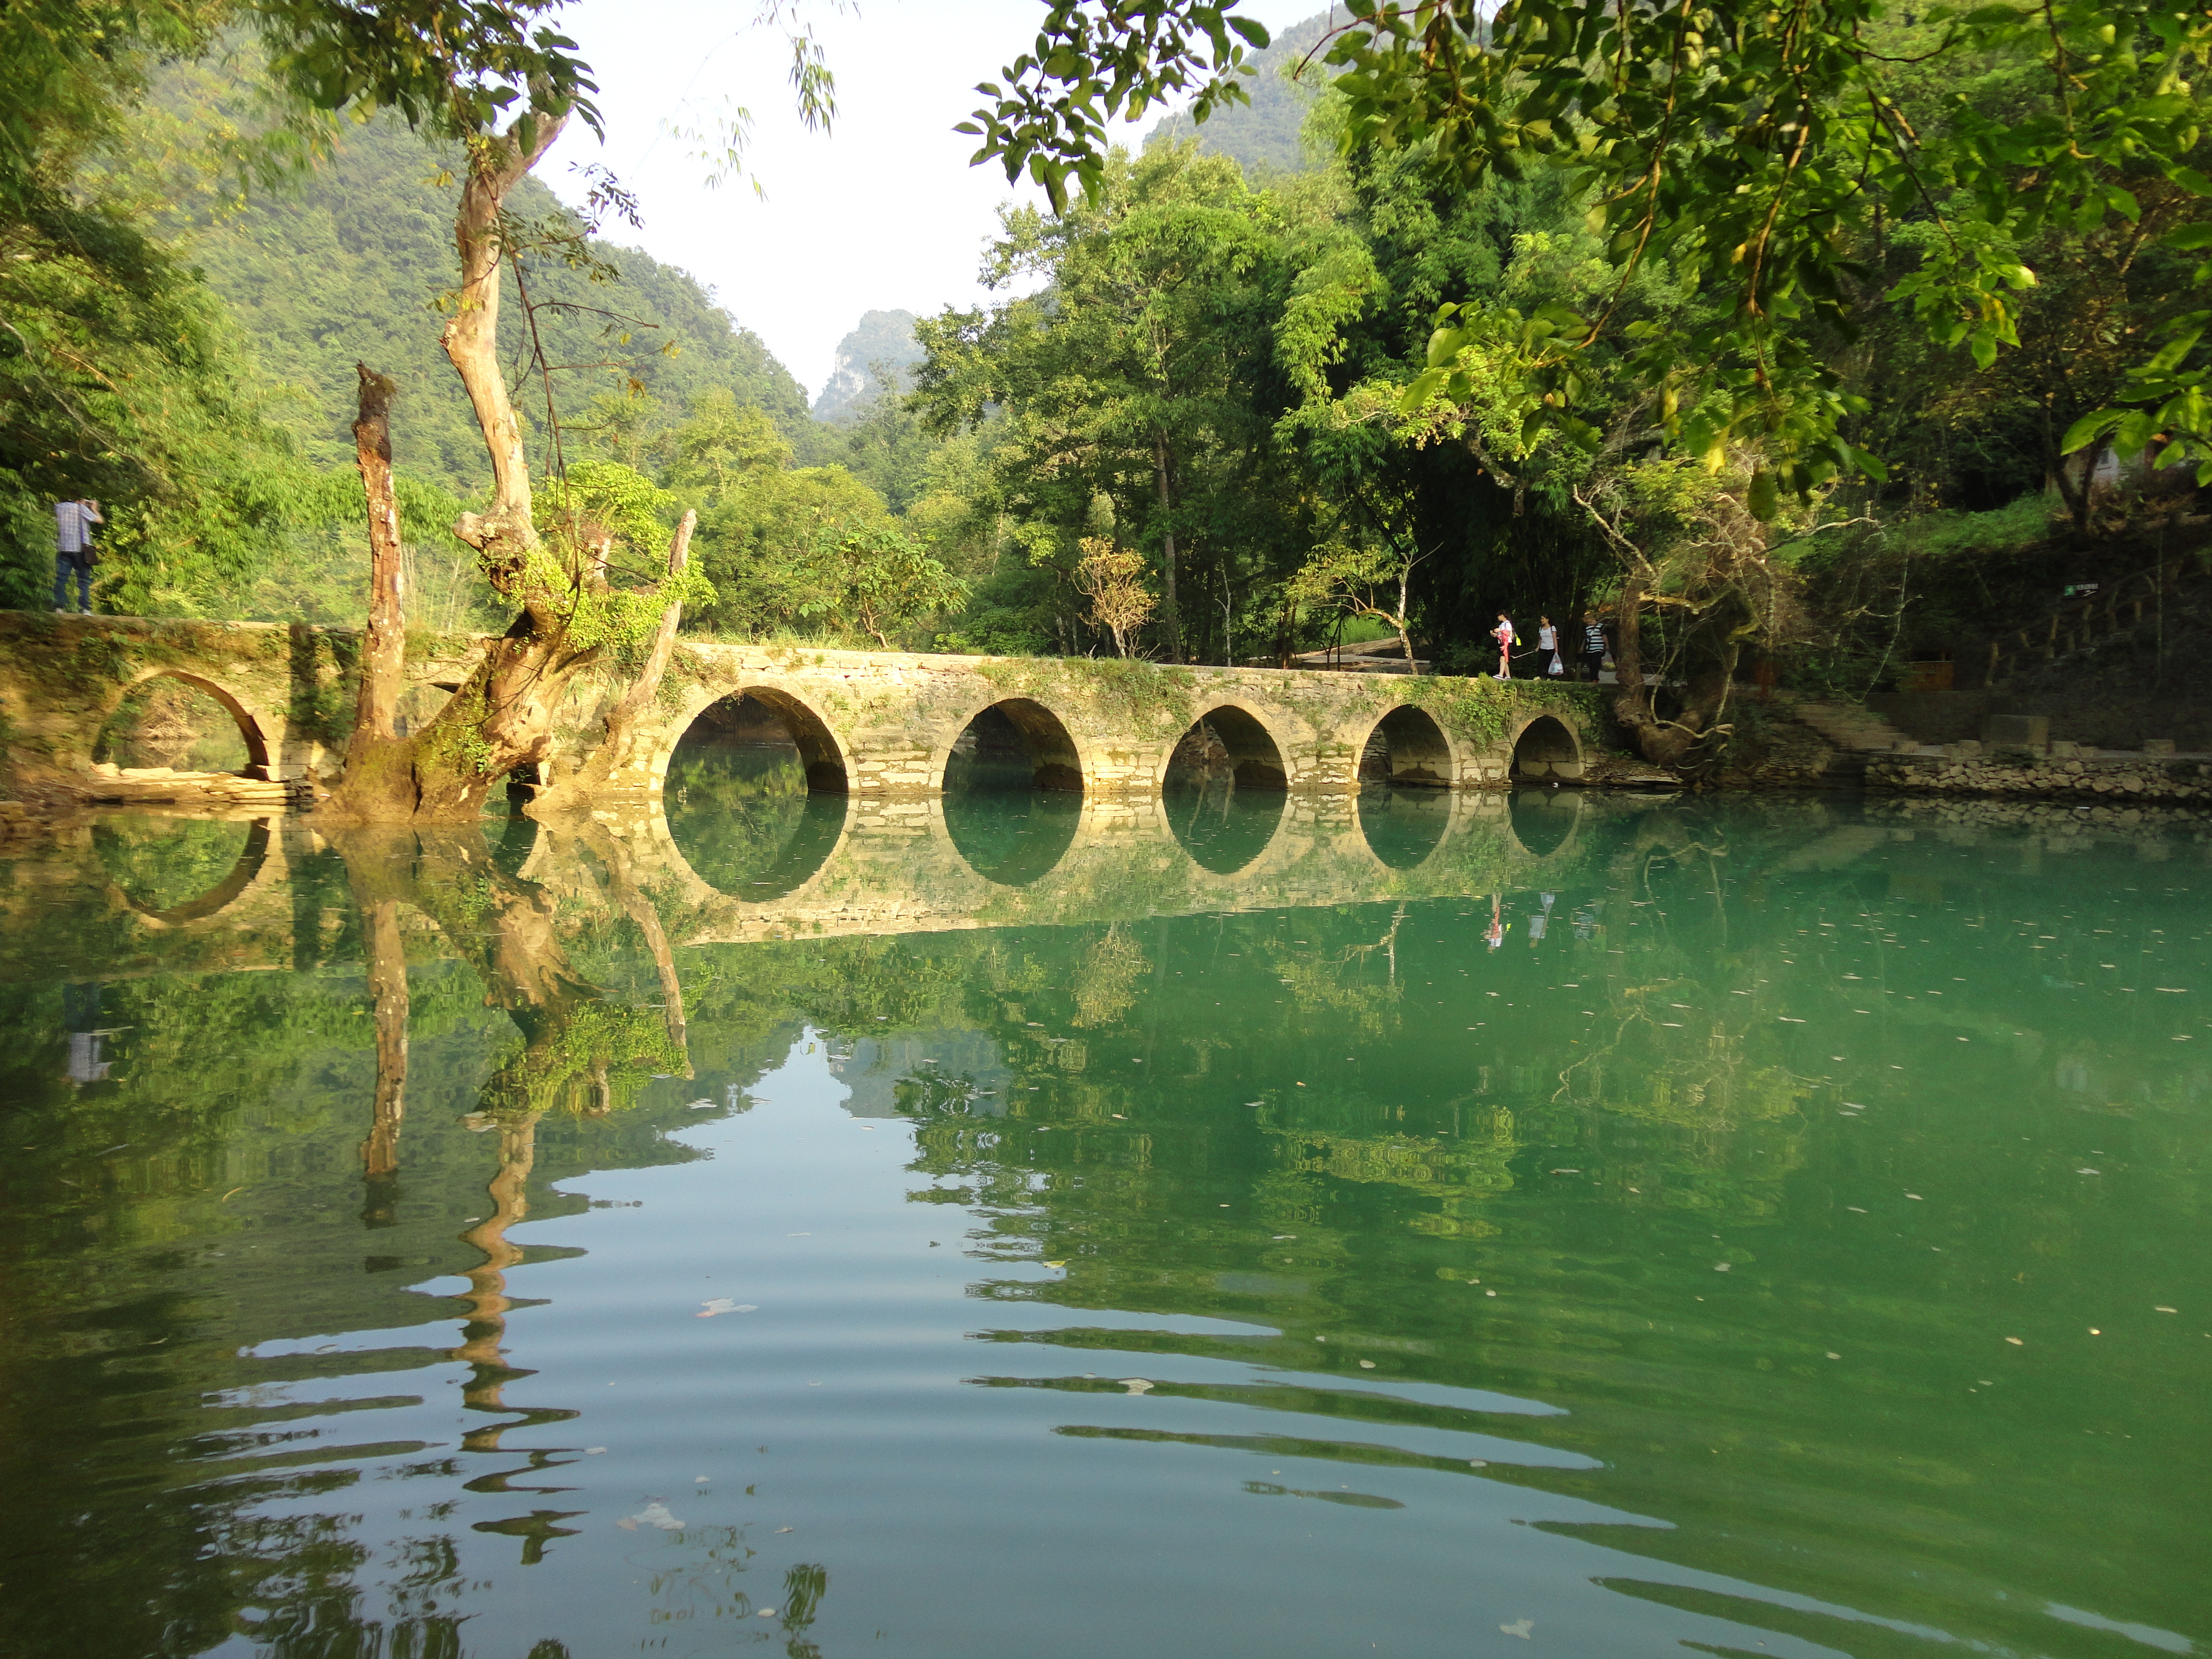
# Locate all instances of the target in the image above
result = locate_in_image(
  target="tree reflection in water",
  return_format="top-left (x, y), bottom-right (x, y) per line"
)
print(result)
top-left (333, 828), bottom-right (688, 1571)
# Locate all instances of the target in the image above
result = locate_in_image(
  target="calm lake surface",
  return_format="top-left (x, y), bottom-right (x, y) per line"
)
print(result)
top-left (2, 783), bottom-right (2207, 1659)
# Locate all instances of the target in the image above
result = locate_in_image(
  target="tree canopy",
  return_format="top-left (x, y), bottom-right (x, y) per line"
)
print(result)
top-left (972, 1), bottom-right (2212, 502)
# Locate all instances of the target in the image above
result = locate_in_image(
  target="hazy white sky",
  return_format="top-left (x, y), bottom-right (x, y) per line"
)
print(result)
top-left (540, 0), bottom-right (1324, 400)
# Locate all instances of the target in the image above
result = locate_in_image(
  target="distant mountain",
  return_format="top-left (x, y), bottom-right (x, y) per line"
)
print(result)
top-left (812, 309), bottom-right (924, 424)
top-left (186, 112), bottom-right (817, 492)
top-left (1145, 10), bottom-right (1336, 177)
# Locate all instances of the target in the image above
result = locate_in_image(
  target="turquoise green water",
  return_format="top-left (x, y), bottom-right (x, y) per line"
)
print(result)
top-left (0, 787), bottom-right (2207, 1659)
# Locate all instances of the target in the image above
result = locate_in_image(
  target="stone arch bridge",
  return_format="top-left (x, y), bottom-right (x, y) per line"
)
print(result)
top-left (0, 614), bottom-right (1605, 802)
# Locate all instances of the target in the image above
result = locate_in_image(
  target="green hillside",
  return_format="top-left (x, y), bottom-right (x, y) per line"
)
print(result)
top-left (1144, 10), bottom-right (1332, 176)
top-left (187, 114), bottom-right (818, 494)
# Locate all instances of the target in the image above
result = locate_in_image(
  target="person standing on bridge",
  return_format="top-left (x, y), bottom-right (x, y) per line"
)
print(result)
top-left (1535, 616), bottom-right (1562, 678)
top-left (1492, 612), bottom-right (1516, 678)
top-left (1578, 611), bottom-right (1609, 682)
top-left (53, 497), bottom-right (102, 614)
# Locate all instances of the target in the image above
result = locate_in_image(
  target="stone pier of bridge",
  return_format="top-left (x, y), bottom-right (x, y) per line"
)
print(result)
top-left (0, 613), bottom-right (1608, 804)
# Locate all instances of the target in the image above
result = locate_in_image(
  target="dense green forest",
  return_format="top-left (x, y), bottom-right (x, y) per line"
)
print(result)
top-left (7, 1), bottom-right (2212, 754)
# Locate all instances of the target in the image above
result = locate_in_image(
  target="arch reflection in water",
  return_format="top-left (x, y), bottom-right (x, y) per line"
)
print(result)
top-left (664, 691), bottom-right (848, 900)
top-left (1164, 706), bottom-right (1287, 874)
top-left (1357, 784), bottom-right (1453, 869)
top-left (943, 699), bottom-right (1084, 886)
top-left (1510, 714), bottom-right (1583, 781)
top-left (1506, 788), bottom-right (1582, 859)
top-left (1359, 704), bottom-right (1453, 786)
top-left (95, 813), bottom-right (270, 922)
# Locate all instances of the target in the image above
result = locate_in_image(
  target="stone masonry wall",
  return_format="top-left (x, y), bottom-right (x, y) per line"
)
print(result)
top-left (1866, 751), bottom-right (2212, 805)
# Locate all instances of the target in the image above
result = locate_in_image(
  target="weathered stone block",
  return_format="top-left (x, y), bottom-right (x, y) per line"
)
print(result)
top-left (1982, 713), bottom-right (2049, 751)
top-left (2143, 738), bottom-right (2177, 756)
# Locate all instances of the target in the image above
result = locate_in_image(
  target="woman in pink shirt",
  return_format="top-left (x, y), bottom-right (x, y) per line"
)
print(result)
top-left (1492, 612), bottom-right (1515, 678)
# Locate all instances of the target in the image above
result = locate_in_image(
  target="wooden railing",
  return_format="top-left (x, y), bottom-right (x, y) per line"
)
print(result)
top-left (1986, 556), bottom-right (2206, 685)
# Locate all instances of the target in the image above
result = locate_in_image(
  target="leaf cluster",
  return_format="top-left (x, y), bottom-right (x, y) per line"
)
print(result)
top-left (962, 2), bottom-right (1274, 209)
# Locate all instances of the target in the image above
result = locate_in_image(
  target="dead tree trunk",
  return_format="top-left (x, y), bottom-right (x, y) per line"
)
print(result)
top-left (347, 365), bottom-right (406, 772)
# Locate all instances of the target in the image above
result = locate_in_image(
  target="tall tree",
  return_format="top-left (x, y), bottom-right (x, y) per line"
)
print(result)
top-left (320, 72), bottom-right (711, 820)
top-left (915, 144), bottom-right (1302, 663)
top-left (310, 2), bottom-right (842, 819)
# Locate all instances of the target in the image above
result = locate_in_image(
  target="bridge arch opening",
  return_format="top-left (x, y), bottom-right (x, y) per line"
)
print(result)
top-left (1166, 706), bottom-right (1287, 791)
top-left (943, 699), bottom-right (1083, 887)
top-left (1358, 705), bottom-right (1452, 787)
top-left (662, 690), bottom-right (849, 901)
top-left (95, 673), bottom-right (268, 776)
top-left (945, 699), bottom-right (1084, 794)
top-left (673, 689), bottom-right (848, 795)
top-left (97, 815), bottom-right (272, 926)
top-left (1165, 706), bottom-right (1287, 874)
top-left (1511, 715), bottom-right (1584, 782)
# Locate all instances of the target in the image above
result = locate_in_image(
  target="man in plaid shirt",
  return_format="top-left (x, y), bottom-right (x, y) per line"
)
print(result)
top-left (54, 498), bottom-right (103, 613)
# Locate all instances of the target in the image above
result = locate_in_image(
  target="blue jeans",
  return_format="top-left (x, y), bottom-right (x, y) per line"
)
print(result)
top-left (54, 552), bottom-right (91, 612)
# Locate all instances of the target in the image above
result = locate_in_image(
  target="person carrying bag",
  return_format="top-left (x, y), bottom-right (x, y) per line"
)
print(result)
top-left (54, 499), bottom-right (103, 614)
